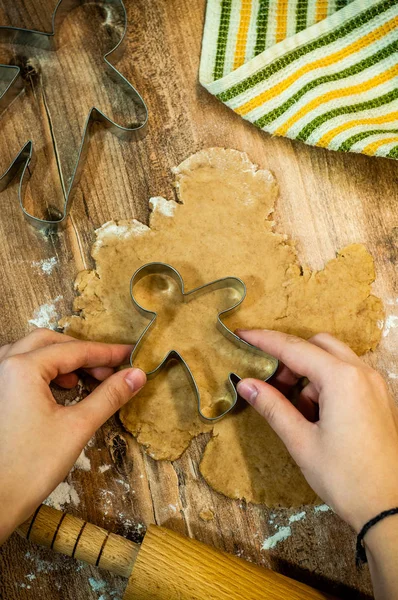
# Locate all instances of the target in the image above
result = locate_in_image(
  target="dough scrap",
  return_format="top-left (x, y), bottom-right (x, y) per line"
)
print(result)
top-left (60, 148), bottom-right (383, 506)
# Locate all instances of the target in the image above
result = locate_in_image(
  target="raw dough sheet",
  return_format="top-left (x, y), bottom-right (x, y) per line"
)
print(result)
top-left (60, 148), bottom-right (383, 506)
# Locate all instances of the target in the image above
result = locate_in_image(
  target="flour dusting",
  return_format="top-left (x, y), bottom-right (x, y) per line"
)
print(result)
top-left (99, 464), bottom-right (111, 473)
top-left (388, 372), bottom-right (398, 380)
top-left (149, 196), bottom-right (177, 217)
top-left (45, 481), bottom-right (80, 510)
top-left (32, 257), bottom-right (58, 275)
top-left (314, 504), bottom-right (331, 513)
top-left (289, 510), bottom-right (306, 523)
top-left (115, 478), bottom-right (131, 492)
top-left (383, 315), bottom-right (398, 337)
top-left (88, 576), bottom-right (123, 599)
top-left (29, 295), bottom-right (63, 329)
top-left (74, 449), bottom-right (91, 472)
top-left (88, 578), bottom-right (106, 593)
top-left (95, 220), bottom-right (150, 248)
top-left (261, 526), bottom-right (291, 550)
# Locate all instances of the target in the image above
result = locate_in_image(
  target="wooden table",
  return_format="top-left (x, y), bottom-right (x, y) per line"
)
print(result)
top-left (0, 1), bottom-right (397, 598)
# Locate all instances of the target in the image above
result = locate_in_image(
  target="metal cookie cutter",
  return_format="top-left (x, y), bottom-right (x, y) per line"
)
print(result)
top-left (0, 0), bottom-right (148, 232)
top-left (130, 263), bottom-right (279, 423)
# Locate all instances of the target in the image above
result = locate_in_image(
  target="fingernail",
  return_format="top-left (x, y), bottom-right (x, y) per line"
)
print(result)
top-left (124, 368), bottom-right (146, 392)
top-left (237, 381), bottom-right (258, 405)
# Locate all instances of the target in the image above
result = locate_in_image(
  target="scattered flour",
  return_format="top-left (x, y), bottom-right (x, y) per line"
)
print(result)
top-left (128, 220), bottom-right (149, 235)
top-left (261, 526), bottom-right (291, 550)
top-left (288, 510), bottom-right (306, 523)
top-left (149, 196), bottom-right (177, 217)
top-left (45, 481), bottom-right (80, 510)
top-left (388, 372), bottom-right (398, 380)
top-left (29, 295), bottom-right (63, 329)
top-left (115, 478), bottom-right (131, 491)
top-left (94, 220), bottom-right (150, 248)
top-left (99, 488), bottom-right (115, 516)
top-left (64, 379), bottom-right (87, 407)
top-left (32, 257), bottom-right (58, 275)
top-left (386, 298), bottom-right (398, 306)
top-left (383, 315), bottom-right (398, 337)
top-left (88, 576), bottom-right (122, 599)
top-left (116, 512), bottom-right (145, 536)
top-left (99, 464), bottom-right (111, 473)
top-left (25, 551), bottom-right (59, 574)
top-left (73, 449), bottom-right (91, 472)
top-left (314, 504), bottom-right (331, 513)
top-left (88, 578), bottom-right (106, 593)
top-left (261, 509), bottom-right (312, 551)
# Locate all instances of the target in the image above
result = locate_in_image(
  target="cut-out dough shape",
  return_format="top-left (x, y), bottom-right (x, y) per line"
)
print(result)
top-left (60, 148), bottom-right (384, 506)
top-left (129, 262), bottom-right (278, 421)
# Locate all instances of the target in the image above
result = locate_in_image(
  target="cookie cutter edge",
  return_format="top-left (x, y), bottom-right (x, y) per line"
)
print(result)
top-left (0, 0), bottom-right (148, 232)
top-left (129, 262), bottom-right (279, 423)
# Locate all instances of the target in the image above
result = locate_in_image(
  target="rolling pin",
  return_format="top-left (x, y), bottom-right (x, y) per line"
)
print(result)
top-left (18, 504), bottom-right (336, 599)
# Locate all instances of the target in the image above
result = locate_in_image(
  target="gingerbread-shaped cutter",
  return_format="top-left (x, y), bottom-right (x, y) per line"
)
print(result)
top-left (130, 263), bottom-right (279, 423)
top-left (0, 0), bottom-right (148, 231)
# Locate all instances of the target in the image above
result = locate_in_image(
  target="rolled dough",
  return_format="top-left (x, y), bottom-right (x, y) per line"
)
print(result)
top-left (60, 148), bottom-right (383, 506)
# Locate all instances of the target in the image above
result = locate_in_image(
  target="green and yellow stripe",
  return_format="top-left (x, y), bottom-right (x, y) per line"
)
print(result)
top-left (201, 0), bottom-right (398, 160)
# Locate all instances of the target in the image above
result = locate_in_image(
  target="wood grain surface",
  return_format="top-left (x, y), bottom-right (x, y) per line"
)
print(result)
top-left (0, 1), bottom-right (397, 599)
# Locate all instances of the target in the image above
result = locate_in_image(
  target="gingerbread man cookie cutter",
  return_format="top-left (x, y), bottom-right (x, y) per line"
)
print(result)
top-left (0, 0), bottom-right (148, 231)
top-left (130, 263), bottom-right (279, 423)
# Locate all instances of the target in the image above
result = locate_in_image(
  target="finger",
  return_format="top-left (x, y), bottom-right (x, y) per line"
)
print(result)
top-left (296, 393), bottom-right (319, 422)
top-left (53, 373), bottom-right (80, 389)
top-left (308, 332), bottom-right (362, 365)
top-left (84, 366), bottom-right (115, 381)
top-left (269, 362), bottom-right (301, 395)
top-left (299, 381), bottom-right (319, 403)
top-left (0, 343), bottom-right (12, 362)
top-left (3, 330), bottom-right (133, 373)
top-left (4, 329), bottom-right (74, 356)
top-left (237, 378), bottom-right (313, 460)
top-left (236, 329), bottom-right (340, 388)
top-left (72, 368), bottom-right (146, 433)
top-left (27, 341), bottom-right (133, 382)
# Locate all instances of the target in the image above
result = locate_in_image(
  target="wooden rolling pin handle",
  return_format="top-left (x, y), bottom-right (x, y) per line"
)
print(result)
top-left (18, 505), bottom-right (337, 600)
top-left (17, 504), bottom-right (139, 579)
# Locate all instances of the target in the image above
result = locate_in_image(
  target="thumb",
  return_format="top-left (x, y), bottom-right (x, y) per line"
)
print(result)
top-left (72, 367), bottom-right (146, 434)
top-left (237, 378), bottom-right (311, 460)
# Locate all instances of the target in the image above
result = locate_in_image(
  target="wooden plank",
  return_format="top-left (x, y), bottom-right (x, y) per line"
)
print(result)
top-left (0, 0), bottom-right (397, 599)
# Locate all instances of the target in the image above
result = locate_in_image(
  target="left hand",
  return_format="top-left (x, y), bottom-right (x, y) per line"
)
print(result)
top-left (0, 329), bottom-right (146, 544)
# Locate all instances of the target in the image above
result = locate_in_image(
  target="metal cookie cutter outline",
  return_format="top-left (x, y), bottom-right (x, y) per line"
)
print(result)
top-left (0, 0), bottom-right (148, 232)
top-left (130, 263), bottom-right (279, 423)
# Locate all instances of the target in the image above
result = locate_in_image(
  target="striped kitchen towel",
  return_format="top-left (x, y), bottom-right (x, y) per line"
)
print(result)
top-left (200, 0), bottom-right (398, 159)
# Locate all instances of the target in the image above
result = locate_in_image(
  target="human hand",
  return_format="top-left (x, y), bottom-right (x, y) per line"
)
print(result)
top-left (236, 330), bottom-right (398, 533)
top-left (0, 329), bottom-right (146, 544)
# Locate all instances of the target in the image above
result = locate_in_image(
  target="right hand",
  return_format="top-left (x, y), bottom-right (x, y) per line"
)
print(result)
top-left (236, 330), bottom-right (398, 533)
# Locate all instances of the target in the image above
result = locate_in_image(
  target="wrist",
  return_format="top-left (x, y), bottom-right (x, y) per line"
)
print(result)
top-left (344, 487), bottom-right (398, 533)
top-left (363, 512), bottom-right (398, 561)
